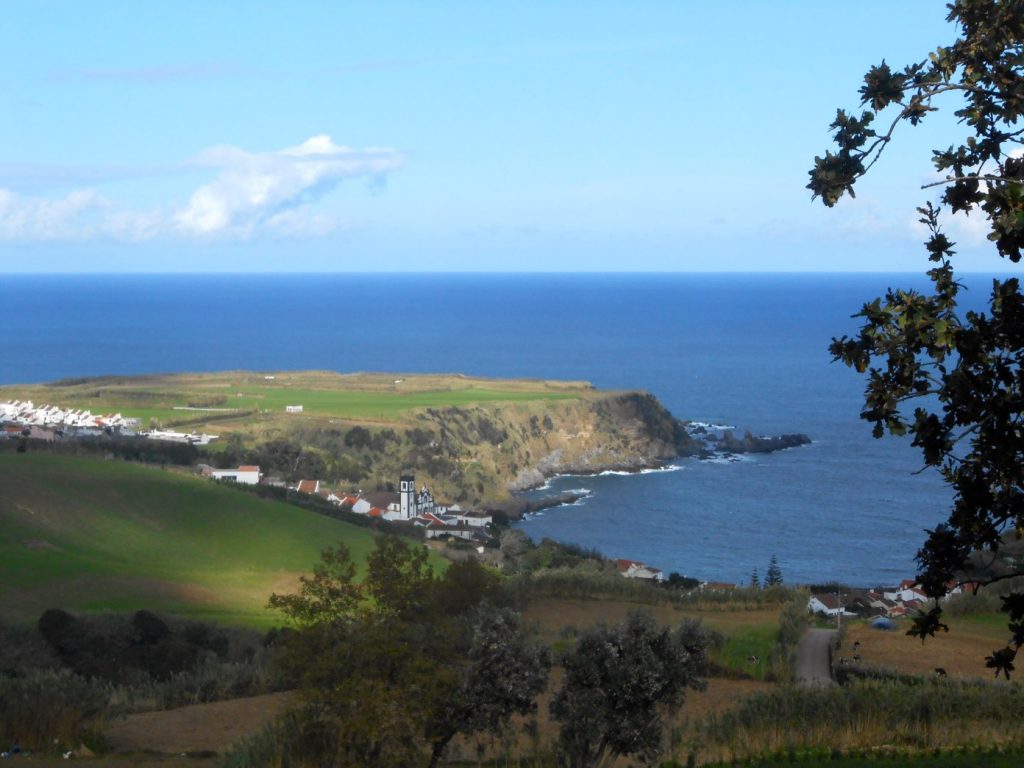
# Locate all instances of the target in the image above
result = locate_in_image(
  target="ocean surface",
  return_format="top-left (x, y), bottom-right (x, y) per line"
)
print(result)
top-left (0, 272), bottom-right (988, 587)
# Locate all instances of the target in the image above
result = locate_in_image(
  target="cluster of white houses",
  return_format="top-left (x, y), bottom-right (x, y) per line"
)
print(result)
top-left (201, 466), bottom-right (493, 544)
top-left (808, 579), bottom-right (973, 620)
top-left (0, 400), bottom-right (220, 445)
top-left (1, 400), bottom-right (140, 437)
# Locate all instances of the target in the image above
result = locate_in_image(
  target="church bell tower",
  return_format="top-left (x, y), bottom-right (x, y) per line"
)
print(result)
top-left (399, 474), bottom-right (415, 519)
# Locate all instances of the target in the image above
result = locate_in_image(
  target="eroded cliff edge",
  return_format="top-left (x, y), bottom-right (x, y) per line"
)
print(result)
top-left (397, 392), bottom-right (702, 501)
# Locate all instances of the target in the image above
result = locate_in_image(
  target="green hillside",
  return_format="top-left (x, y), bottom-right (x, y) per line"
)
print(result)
top-left (0, 453), bottom-right (397, 626)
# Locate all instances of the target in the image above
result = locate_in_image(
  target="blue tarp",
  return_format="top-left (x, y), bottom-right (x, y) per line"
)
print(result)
top-left (871, 616), bottom-right (896, 630)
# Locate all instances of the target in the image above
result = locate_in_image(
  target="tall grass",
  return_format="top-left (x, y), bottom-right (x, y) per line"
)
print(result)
top-left (690, 680), bottom-right (1024, 764)
top-left (0, 669), bottom-right (115, 752)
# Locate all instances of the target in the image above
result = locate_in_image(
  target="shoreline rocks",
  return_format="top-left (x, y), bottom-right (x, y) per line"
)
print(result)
top-left (485, 490), bottom-right (589, 521)
top-left (715, 430), bottom-right (812, 454)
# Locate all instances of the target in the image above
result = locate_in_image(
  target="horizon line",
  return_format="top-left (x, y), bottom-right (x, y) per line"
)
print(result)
top-left (2, 269), bottom-right (1022, 277)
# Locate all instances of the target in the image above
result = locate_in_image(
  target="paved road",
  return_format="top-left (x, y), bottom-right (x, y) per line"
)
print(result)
top-left (795, 628), bottom-right (837, 685)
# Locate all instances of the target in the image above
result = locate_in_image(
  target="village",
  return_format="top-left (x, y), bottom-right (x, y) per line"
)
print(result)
top-left (806, 578), bottom-right (974, 625)
top-left (200, 463), bottom-right (496, 549)
top-left (0, 400), bottom-right (141, 439)
top-left (0, 400), bottom-right (219, 444)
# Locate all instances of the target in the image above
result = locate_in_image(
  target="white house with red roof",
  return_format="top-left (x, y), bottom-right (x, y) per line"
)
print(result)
top-left (807, 593), bottom-right (857, 617)
top-left (883, 579), bottom-right (930, 605)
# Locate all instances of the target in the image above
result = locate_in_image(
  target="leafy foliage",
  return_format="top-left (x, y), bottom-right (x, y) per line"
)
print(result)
top-left (811, 0), bottom-right (1024, 678)
top-left (267, 536), bottom-right (549, 767)
top-left (549, 610), bottom-right (709, 768)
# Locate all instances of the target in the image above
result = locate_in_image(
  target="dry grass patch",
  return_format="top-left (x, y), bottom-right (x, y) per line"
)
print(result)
top-left (842, 616), bottom-right (1009, 679)
top-left (523, 597), bottom-right (780, 642)
top-left (105, 691), bottom-right (296, 755)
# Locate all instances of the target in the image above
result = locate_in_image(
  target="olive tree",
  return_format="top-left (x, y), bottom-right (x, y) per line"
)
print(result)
top-left (550, 611), bottom-right (708, 768)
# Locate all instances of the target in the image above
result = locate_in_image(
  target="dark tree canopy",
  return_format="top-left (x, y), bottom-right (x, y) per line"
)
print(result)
top-left (268, 537), bottom-right (548, 766)
top-left (549, 611), bottom-right (708, 768)
top-left (810, 0), bottom-right (1024, 677)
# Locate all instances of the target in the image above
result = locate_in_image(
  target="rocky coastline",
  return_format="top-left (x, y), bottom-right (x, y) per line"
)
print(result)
top-left (505, 420), bottom-right (812, 497)
top-left (485, 490), bottom-right (590, 522)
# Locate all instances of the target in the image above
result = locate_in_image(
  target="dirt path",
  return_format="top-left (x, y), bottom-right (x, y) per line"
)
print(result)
top-left (795, 628), bottom-right (836, 685)
top-left (105, 691), bottom-right (296, 755)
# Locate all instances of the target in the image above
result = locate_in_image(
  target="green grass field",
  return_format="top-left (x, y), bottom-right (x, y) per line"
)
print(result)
top-left (220, 385), bottom-right (579, 420)
top-left (0, 453), bottom-right (437, 626)
top-left (0, 371), bottom-right (587, 428)
top-left (712, 623), bottom-right (780, 681)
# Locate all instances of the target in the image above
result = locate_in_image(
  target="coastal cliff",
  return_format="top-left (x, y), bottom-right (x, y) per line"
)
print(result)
top-left (0, 372), bottom-right (700, 506)
top-left (388, 392), bottom-right (703, 502)
top-left (0, 371), bottom-right (809, 508)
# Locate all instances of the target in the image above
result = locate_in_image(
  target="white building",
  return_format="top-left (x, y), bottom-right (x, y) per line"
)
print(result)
top-left (807, 594), bottom-right (856, 617)
top-left (616, 558), bottom-right (666, 582)
top-left (285, 405), bottom-right (304, 414)
top-left (210, 465), bottom-right (261, 485)
top-left (400, 474), bottom-right (416, 519)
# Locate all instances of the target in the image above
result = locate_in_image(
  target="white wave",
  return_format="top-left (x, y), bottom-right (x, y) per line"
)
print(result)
top-left (597, 464), bottom-right (681, 478)
top-left (700, 453), bottom-right (754, 465)
top-left (688, 421), bottom-right (735, 431)
top-left (565, 487), bottom-right (592, 496)
top-left (638, 465), bottom-right (683, 475)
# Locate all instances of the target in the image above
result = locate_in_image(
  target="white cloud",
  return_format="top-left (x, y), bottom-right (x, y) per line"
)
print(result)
top-left (0, 135), bottom-right (403, 243)
top-left (0, 188), bottom-right (107, 241)
top-left (174, 135), bottom-right (403, 238)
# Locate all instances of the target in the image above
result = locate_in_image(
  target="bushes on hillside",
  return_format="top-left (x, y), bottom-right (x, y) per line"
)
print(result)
top-left (36, 608), bottom-right (241, 683)
top-left (0, 436), bottom-right (198, 466)
top-left (0, 610), bottom-right (280, 754)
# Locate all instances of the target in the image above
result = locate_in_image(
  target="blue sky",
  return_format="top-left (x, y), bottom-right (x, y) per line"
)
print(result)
top-left (0, 2), bottom-right (1012, 272)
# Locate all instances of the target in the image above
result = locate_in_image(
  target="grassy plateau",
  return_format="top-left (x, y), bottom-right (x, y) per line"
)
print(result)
top-left (0, 370), bottom-right (589, 429)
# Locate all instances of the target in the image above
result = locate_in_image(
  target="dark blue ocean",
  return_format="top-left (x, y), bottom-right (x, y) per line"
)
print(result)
top-left (0, 273), bottom-right (983, 586)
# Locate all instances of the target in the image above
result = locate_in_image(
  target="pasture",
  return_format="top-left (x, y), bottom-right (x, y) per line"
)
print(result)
top-left (0, 452), bottom-right (430, 626)
top-left (841, 615), bottom-right (1009, 680)
top-left (0, 371), bottom-right (588, 428)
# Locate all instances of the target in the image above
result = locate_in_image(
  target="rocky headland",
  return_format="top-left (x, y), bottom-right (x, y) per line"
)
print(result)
top-left (0, 371), bottom-right (811, 509)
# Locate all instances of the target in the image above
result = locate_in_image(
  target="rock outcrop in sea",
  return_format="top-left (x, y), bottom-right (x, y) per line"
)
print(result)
top-left (714, 430), bottom-right (812, 454)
